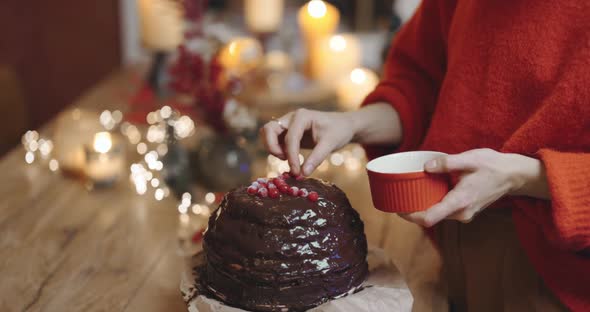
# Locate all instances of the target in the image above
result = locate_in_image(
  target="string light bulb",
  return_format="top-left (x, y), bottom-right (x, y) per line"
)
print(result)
top-left (93, 132), bottom-right (113, 154)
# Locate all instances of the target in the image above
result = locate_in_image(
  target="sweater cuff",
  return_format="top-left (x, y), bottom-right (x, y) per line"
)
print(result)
top-left (360, 83), bottom-right (423, 160)
top-left (538, 149), bottom-right (590, 251)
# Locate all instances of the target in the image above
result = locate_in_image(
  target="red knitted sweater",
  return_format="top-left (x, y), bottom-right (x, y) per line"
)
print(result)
top-left (362, 1), bottom-right (590, 310)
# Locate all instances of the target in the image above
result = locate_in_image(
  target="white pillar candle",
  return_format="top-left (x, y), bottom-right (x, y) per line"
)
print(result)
top-left (137, 0), bottom-right (184, 51)
top-left (312, 34), bottom-right (361, 86)
top-left (245, 0), bottom-right (284, 34)
top-left (336, 68), bottom-right (379, 111)
top-left (297, 0), bottom-right (340, 78)
top-left (298, 0), bottom-right (340, 41)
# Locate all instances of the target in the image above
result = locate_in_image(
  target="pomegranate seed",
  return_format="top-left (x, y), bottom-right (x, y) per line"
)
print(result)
top-left (288, 186), bottom-right (299, 196)
top-left (308, 191), bottom-right (319, 202)
top-left (298, 188), bottom-right (309, 197)
top-left (247, 186), bottom-right (258, 195)
top-left (268, 188), bottom-right (280, 198)
top-left (272, 178), bottom-right (284, 186)
top-left (251, 181), bottom-right (260, 188)
top-left (282, 172), bottom-right (291, 179)
top-left (257, 178), bottom-right (268, 184)
top-left (278, 184), bottom-right (289, 193)
top-left (268, 183), bottom-right (277, 189)
top-left (257, 187), bottom-right (268, 198)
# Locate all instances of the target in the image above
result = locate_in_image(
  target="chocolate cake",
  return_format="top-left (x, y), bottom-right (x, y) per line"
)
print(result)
top-left (201, 174), bottom-right (368, 311)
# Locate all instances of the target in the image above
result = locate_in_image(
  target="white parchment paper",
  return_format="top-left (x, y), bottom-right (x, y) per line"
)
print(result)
top-left (180, 247), bottom-right (413, 312)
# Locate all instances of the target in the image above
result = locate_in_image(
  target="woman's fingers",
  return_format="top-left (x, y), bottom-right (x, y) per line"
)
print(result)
top-left (302, 139), bottom-right (334, 176)
top-left (421, 189), bottom-right (471, 226)
top-left (285, 109), bottom-right (312, 175)
top-left (261, 122), bottom-right (286, 159)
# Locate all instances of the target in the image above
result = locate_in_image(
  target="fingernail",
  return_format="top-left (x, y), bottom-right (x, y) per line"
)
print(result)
top-left (425, 160), bottom-right (438, 170)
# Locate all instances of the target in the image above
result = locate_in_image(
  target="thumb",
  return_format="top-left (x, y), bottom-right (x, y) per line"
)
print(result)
top-left (424, 156), bottom-right (448, 173)
top-left (424, 152), bottom-right (478, 173)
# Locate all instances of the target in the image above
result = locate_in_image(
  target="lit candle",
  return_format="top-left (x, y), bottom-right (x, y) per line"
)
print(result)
top-left (245, 0), bottom-right (284, 34)
top-left (297, 0), bottom-right (340, 78)
top-left (54, 109), bottom-right (104, 175)
top-left (312, 34), bottom-right (361, 86)
top-left (298, 0), bottom-right (340, 41)
top-left (336, 67), bottom-right (379, 111)
top-left (84, 132), bottom-right (125, 187)
top-left (217, 37), bottom-right (264, 76)
top-left (137, 0), bottom-right (184, 51)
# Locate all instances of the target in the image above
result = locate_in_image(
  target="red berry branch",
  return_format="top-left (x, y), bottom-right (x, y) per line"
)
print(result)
top-left (168, 44), bottom-right (228, 132)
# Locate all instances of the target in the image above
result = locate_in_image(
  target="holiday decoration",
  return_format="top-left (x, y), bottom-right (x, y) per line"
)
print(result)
top-left (53, 109), bottom-right (104, 175)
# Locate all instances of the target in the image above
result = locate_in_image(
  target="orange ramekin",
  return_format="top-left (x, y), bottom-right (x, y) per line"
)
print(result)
top-left (366, 151), bottom-right (450, 213)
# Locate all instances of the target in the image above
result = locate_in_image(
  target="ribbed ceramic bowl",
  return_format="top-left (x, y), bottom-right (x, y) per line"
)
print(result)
top-left (366, 151), bottom-right (450, 213)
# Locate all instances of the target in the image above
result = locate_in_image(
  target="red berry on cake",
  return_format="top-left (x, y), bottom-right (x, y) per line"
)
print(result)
top-left (268, 183), bottom-right (277, 189)
top-left (257, 178), bottom-right (268, 184)
top-left (257, 187), bottom-right (268, 198)
top-left (268, 188), bottom-right (280, 198)
top-left (278, 184), bottom-right (289, 193)
top-left (251, 181), bottom-right (260, 188)
top-left (308, 191), bottom-right (319, 202)
top-left (282, 172), bottom-right (291, 179)
top-left (298, 188), bottom-right (309, 197)
top-left (272, 177), bottom-right (284, 186)
top-left (288, 186), bottom-right (299, 196)
top-left (247, 185), bottom-right (258, 195)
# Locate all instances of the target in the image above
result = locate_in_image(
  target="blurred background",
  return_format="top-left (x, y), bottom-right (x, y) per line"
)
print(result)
top-left (0, 0), bottom-right (420, 156)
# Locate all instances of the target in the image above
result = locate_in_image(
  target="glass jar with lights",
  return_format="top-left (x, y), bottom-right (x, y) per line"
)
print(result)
top-left (84, 132), bottom-right (126, 188)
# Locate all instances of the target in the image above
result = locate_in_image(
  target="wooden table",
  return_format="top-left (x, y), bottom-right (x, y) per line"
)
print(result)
top-left (0, 68), bottom-right (444, 312)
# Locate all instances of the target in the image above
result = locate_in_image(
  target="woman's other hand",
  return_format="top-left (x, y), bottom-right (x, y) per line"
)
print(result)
top-left (400, 148), bottom-right (550, 227)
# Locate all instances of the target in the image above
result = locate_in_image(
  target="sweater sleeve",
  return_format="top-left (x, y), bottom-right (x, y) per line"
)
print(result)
top-left (536, 149), bottom-right (590, 251)
top-left (361, 0), bottom-right (452, 159)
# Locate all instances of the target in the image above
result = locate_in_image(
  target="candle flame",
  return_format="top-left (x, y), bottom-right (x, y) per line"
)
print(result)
top-left (329, 35), bottom-right (347, 52)
top-left (308, 0), bottom-right (327, 18)
top-left (350, 68), bottom-right (367, 84)
top-left (228, 42), bottom-right (238, 55)
top-left (93, 132), bottom-right (113, 153)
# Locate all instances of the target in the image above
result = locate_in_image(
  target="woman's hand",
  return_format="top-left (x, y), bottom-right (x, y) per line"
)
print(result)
top-left (260, 109), bottom-right (357, 176)
top-left (401, 148), bottom-right (550, 227)
top-left (261, 103), bottom-right (403, 176)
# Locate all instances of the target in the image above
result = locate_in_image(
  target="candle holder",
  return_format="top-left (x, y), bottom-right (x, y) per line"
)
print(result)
top-left (84, 132), bottom-right (125, 189)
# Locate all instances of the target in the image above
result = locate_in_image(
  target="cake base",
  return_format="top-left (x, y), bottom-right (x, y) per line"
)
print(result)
top-left (181, 248), bottom-right (413, 312)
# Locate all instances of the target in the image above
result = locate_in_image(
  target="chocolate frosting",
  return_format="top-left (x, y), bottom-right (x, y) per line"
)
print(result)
top-left (201, 177), bottom-right (368, 311)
